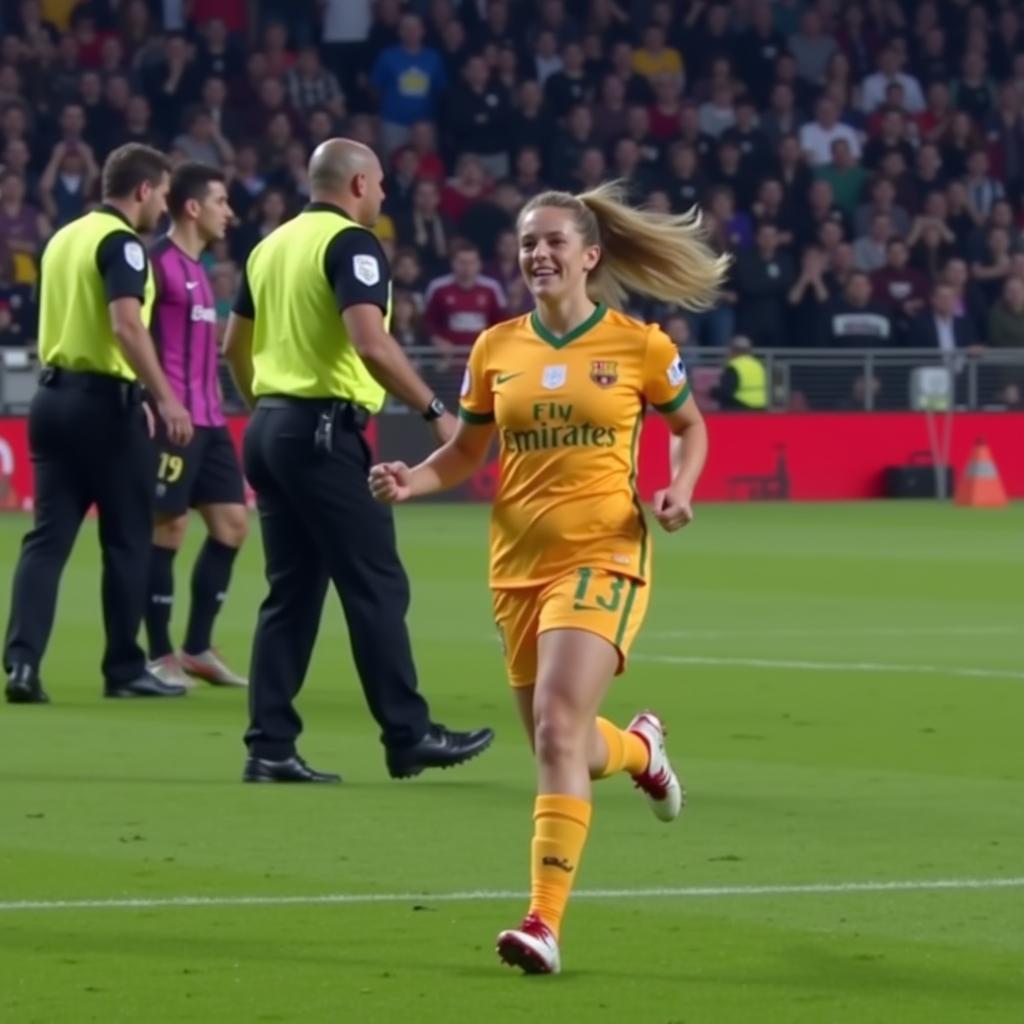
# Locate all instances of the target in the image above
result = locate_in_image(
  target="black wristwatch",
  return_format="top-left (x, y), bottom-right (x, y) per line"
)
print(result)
top-left (422, 396), bottom-right (446, 421)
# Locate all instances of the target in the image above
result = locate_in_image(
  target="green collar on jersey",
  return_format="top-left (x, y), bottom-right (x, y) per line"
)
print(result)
top-left (530, 302), bottom-right (607, 349)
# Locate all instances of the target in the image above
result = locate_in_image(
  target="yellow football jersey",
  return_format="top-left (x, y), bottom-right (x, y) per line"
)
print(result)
top-left (459, 303), bottom-right (690, 588)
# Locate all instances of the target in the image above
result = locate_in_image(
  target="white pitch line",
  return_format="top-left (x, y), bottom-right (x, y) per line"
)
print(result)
top-left (647, 626), bottom-right (1021, 641)
top-left (1, 877), bottom-right (1022, 914)
top-left (634, 654), bottom-right (1024, 682)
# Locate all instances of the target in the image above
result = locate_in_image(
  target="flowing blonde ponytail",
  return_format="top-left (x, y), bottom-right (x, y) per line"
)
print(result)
top-left (519, 181), bottom-right (730, 311)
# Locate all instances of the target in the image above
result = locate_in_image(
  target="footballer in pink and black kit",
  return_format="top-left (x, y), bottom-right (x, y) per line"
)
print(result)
top-left (144, 163), bottom-right (249, 690)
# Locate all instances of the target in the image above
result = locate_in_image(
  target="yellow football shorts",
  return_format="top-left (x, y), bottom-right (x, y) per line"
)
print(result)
top-left (491, 567), bottom-right (650, 687)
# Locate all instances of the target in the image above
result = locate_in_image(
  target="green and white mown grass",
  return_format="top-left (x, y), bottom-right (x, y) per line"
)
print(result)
top-left (1, 503), bottom-right (1022, 1023)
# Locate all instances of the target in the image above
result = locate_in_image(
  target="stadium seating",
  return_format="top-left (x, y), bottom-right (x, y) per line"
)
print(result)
top-left (1, 0), bottom-right (1023, 410)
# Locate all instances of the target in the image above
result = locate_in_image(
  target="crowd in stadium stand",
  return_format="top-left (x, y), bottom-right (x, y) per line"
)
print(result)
top-left (1, 0), bottom-right (1023, 408)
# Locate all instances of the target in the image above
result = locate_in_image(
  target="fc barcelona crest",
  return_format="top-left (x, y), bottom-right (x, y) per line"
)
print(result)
top-left (590, 360), bottom-right (618, 387)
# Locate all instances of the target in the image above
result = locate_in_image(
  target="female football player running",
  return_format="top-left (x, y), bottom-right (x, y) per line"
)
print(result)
top-left (370, 182), bottom-right (727, 974)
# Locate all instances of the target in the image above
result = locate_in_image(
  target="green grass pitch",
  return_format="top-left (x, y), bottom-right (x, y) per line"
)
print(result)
top-left (1, 502), bottom-right (1022, 1023)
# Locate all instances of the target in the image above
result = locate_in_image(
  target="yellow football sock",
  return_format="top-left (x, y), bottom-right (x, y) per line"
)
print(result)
top-left (528, 794), bottom-right (592, 938)
top-left (593, 717), bottom-right (650, 779)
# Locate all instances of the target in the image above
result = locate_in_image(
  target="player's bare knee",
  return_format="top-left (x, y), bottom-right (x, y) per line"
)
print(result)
top-left (209, 506), bottom-right (249, 548)
top-left (154, 515), bottom-right (188, 549)
top-left (533, 699), bottom-right (583, 768)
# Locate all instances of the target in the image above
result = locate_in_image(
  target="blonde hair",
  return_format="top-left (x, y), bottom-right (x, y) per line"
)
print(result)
top-left (517, 181), bottom-right (730, 311)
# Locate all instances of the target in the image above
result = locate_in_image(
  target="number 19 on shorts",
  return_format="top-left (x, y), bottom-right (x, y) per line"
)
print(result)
top-left (157, 452), bottom-right (184, 483)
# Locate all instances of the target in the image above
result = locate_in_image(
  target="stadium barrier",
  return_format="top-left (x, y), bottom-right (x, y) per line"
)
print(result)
top-left (0, 410), bottom-right (1021, 509)
top-left (1, 347), bottom-right (1021, 507)
top-left (3, 348), bottom-right (1024, 417)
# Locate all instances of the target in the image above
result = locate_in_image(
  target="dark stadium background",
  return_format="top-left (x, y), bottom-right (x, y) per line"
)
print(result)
top-left (1, 0), bottom-right (1023, 498)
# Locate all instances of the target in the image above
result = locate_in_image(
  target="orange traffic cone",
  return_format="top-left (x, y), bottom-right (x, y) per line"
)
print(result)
top-left (954, 440), bottom-right (1009, 507)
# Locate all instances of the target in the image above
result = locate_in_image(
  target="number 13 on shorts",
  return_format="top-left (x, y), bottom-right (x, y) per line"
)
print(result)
top-left (572, 567), bottom-right (626, 612)
top-left (492, 567), bottom-right (650, 687)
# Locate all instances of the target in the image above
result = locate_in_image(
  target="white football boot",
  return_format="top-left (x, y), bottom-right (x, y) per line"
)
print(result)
top-left (147, 654), bottom-right (195, 690)
top-left (627, 711), bottom-right (685, 822)
top-left (179, 649), bottom-right (248, 687)
top-left (496, 913), bottom-right (561, 974)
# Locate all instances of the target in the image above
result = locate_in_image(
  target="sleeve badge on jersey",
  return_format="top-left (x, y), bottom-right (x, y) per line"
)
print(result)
top-left (460, 367), bottom-right (471, 397)
top-left (123, 241), bottom-right (145, 272)
top-left (353, 254), bottom-right (380, 286)
top-left (590, 360), bottom-right (618, 387)
top-left (667, 356), bottom-right (687, 388)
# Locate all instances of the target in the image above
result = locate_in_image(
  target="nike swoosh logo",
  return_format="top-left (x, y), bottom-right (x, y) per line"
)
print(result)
top-left (185, 281), bottom-right (199, 290)
top-left (496, 372), bottom-right (522, 384)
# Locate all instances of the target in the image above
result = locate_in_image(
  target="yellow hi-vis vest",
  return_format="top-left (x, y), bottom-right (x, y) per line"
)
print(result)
top-left (245, 209), bottom-right (390, 412)
top-left (38, 209), bottom-right (155, 379)
top-left (728, 353), bottom-right (768, 408)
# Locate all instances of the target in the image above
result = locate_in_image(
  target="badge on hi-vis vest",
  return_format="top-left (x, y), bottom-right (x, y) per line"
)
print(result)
top-left (123, 241), bottom-right (145, 271)
top-left (542, 365), bottom-right (567, 390)
top-left (590, 360), bottom-right (618, 387)
top-left (353, 254), bottom-right (380, 285)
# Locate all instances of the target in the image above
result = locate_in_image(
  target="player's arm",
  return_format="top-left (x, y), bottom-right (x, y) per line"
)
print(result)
top-left (370, 332), bottom-right (495, 503)
top-left (370, 419), bottom-right (494, 502)
top-left (643, 329), bottom-right (707, 532)
top-left (223, 314), bottom-right (255, 409)
top-left (654, 394), bottom-right (707, 531)
top-left (224, 267), bottom-right (255, 409)
top-left (99, 233), bottom-right (192, 445)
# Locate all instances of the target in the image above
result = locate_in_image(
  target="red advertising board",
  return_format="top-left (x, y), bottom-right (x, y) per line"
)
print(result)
top-left (637, 412), bottom-right (1024, 501)
top-left (0, 412), bottom-right (1021, 510)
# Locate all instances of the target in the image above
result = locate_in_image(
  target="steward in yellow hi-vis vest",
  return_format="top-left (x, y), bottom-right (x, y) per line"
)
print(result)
top-left (37, 208), bottom-right (156, 378)
top-left (4, 143), bottom-right (195, 704)
top-left (367, 181), bottom-right (730, 971)
top-left (727, 352), bottom-right (768, 408)
top-left (243, 206), bottom-right (390, 410)
top-left (712, 337), bottom-right (768, 411)
top-left (223, 138), bottom-right (492, 783)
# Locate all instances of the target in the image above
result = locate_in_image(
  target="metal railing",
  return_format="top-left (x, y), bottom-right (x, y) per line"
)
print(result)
top-left (1, 347), bottom-right (1022, 415)
top-left (683, 347), bottom-right (1024, 413)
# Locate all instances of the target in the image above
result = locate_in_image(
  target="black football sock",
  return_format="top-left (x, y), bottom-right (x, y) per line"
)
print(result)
top-left (145, 545), bottom-right (177, 660)
top-left (182, 538), bottom-right (239, 655)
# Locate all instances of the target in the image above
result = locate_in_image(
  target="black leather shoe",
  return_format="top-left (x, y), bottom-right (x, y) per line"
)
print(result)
top-left (243, 755), bottom-right (342, 783)
top-left (104, 670), bottom-right (187, 698)
top-left (386, 724), bottom-right (495, 779)
top-left (5, 664), bottom-right (49, 704)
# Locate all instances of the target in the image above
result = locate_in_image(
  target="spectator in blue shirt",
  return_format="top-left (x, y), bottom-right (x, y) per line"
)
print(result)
top-left (371, 12), bottom-right (447, 156)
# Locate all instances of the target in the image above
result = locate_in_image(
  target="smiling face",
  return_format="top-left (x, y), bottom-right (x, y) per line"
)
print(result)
top-left (517, 204), bottom-right (600, 304)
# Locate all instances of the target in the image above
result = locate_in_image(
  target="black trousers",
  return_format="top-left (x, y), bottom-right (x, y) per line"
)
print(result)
top-left (242, 400), bottom-right (432, 760)
top-left (4, 373), bottom-right (155, 687)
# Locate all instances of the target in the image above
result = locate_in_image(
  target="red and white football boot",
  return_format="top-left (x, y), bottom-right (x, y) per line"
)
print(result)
top-left (496, 913), bottom-right (561, 974)
top-left (627, 711), bottom-right (685, 822)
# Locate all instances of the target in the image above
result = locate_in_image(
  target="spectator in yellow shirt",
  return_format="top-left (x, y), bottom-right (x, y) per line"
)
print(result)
top-left (631, 24), bottom-right (684, 82)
